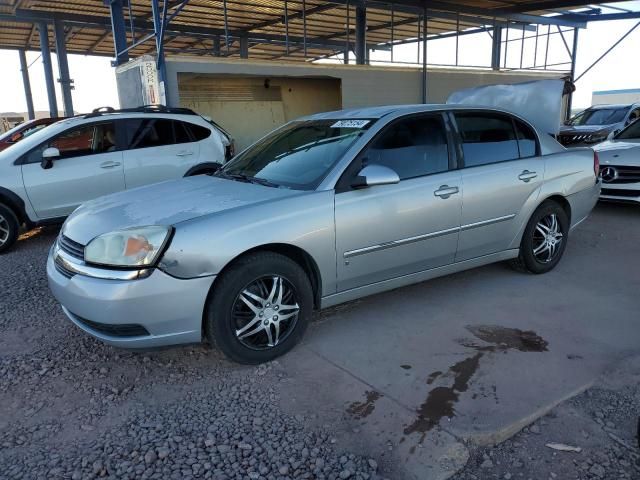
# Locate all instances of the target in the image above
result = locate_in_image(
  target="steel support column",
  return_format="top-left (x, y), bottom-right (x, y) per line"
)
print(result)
top-left (566, 27), bottom-right (578, 121)
top-left (421, 11), bottom-right (427, 103)
top-left (107, 0), bottom-right (129, 65)
top-left (38, 22), bottom-right (58, 118)
top-left (54, 20), bottom-right (74, 117)
top-left (151, 0), bottom-right (168, 104)
top-left (355, 5), bottom-right (366, 65)
top-left (18, 49), bottom-right (35, 120)
top-left (213, 35), bottom-right (221, 56)
top-left (239, 35), bottom-right (248, 58)
top-left (491, 26), bottom-right (502, 70)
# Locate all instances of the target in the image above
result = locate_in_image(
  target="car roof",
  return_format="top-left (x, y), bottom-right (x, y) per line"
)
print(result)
top-left (303, 103), bottom-right (527, 121)
top-left (587, 104), bottom-right (637, 110)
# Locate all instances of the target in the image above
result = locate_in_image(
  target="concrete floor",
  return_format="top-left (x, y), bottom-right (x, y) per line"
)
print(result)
top-left (276, 202), bottom-right (640, 479)
top-left (2, 202), bottom-right (637, 480)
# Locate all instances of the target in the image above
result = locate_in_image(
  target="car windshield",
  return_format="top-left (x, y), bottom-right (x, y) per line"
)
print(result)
top-left (568, 107), bottom-right (628, 126)
top-left (615, 118), bottom-right (640, 140)
top-left (218, 119), bottom-right (373, 190)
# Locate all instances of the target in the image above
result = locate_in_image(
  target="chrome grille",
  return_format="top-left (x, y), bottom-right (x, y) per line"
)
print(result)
top-left (601, 165), bottom-right (640, 184)
top-left (54, 255), bottom-right (76, 279)
top-left (58, 235), bottom-right (85, 261)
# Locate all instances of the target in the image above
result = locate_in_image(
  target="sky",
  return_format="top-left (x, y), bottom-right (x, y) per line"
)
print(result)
top-left (0, 2), bottom-right (639, 115)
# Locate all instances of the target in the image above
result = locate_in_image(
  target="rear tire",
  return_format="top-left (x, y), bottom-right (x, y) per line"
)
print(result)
top-left (205, 252), bottom-right (313, 364)
top-left (0, 203), bottom-right (19, 254)
top-left (511, 201), bottom-right (569, 274)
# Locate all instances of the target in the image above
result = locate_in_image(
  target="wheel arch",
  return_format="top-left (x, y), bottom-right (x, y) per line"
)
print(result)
top-left (184, 162), bottom-right (221, 177)
top-left (0, 187), bottom-right (28, 225)
top-left (213, 243), bottom-right (323, 309)
top-left (539, 194), bottom-right (572, 224)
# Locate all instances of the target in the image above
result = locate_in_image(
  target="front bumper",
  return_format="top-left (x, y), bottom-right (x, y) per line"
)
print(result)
top-left (47, 248), bottom-right (215, 348)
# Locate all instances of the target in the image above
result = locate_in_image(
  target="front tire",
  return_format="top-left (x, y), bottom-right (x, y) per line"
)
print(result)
top-left (0, 203), bottom-right (19, 254)
top-left (205, 252), bottom-right (313, 364)
top-left (511, 201), bottom-right (569, 274)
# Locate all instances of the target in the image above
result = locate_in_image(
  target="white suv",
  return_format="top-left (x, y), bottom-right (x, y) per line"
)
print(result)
top-left (0, 106), bottom-right (233, 252)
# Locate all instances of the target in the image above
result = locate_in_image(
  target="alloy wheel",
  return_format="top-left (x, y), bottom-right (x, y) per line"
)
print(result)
top-left (232, 275), bottom-right (300, 350)
top-left (532, 213), bottom-right (563, 263)
top-left (0, 214), bottom-right (9, 247)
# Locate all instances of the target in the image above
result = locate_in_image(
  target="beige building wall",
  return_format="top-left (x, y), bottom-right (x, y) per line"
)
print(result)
top-left (179, 75), bottom-right (341, 149)
top-left (591, 89), bottom-right (640, 106)
top-left (165, 57), bottom-right (564, 147)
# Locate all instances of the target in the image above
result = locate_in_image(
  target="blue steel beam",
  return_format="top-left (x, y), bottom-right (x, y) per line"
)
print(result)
top-left (151, 0), bottom-right (168, 104)
top-left (54, 20), bottom-right (74, 116)
top-left (38, 22), bottom-right (59, 118)
top-left (105, 0), bottom-right (129, 65)
top-left (18, 49), bottom-right (35, 120)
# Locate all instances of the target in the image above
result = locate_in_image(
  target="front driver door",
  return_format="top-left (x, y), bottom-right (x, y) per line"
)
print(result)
top-left (21, 121), bottom-right (125, 219)
top-left (334, 113), bottom-right (462, 292)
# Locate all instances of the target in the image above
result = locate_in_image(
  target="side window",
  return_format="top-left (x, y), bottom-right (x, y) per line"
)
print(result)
top-left (185, 122), bottom-right (212, 141)
top-left (173, 121), bottom-right (192, 144)
top-left (127, 119), bottom-right (175, 149)
top-left (627, 108), bottom-right (640, 125)
top-left (24, 124), bottom-right (98, 164)
top-left (95, 122), bottom-right (118, 153)
top-left (365, 115), bottom-right (449, 180)
top-left (455, 113), bottom-right (519, 167)
top-left (514, 119), bottom-right (538, 158)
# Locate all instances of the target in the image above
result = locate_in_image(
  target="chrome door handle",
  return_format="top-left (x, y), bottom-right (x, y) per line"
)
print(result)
top-left (518, 170), bottom-right (537, 182)
top-left (176, 151), bottom-right (194, 157)
top-left (434, 185), bottom-right (459, 199)
top-left (100, 161), bottom-right (121, 169)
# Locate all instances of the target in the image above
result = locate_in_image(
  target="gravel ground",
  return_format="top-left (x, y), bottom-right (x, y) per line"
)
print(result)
top-left (451, 363), bottom-right (640, 480)
top-left (0, 228), bottom-right (386, 480)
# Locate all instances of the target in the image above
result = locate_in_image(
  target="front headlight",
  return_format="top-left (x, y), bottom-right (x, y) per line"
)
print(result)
top-left (84, 226), bottom-right (172, 268)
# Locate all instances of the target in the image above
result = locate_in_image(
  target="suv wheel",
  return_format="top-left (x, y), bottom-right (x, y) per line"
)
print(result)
top-left (511, 200), bottom-right (569, 274)
top-left (205, 252), bottom-right (313, 364)
top-left (0, 203), bottom-right (19, 254)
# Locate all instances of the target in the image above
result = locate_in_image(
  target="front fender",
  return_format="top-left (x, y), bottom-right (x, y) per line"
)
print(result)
top-left (158, 190), bottom-right (337, 297)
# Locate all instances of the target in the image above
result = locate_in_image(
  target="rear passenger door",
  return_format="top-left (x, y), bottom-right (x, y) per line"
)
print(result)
top-left (452, 112), bottom-right (543, 261)
top-left (334, 113), bottom-right (462, 291)
top-left (120, 118), bottom-right (201, 189)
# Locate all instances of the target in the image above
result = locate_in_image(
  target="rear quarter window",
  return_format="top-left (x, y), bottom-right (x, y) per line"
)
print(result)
top-left (184, 122), bottom-right (212, 141)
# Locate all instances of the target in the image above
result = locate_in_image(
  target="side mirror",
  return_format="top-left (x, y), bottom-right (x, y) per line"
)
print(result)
top-left (607, 131), bottom-right (616, 141)
top-left (351, 164), bottom-right (400, 189)
top-left (41, 147), bottom-right (60, 169)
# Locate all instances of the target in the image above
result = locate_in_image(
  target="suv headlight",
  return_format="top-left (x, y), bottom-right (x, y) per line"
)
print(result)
top-left (84, 226), bottom-right (172, 268)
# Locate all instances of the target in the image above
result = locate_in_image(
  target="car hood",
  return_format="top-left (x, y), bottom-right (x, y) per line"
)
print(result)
top-left (63, 175), bottom-right (304, 245)
top-left (593, 139), bottom-right (640, 167)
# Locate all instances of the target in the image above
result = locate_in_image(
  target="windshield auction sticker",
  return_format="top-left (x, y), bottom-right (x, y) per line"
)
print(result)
top-left (330, 120), bottom-right (370, 129)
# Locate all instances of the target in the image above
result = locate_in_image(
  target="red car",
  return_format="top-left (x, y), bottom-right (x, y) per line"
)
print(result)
top-left (0, 117), bottom-right (63, 152)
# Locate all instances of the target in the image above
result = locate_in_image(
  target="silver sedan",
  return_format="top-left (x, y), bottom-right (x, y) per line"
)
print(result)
top-left (47, 105), bottom-right (601, 364)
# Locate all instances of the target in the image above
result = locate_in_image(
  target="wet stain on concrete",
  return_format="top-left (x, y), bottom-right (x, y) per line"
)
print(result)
top-left (400, 365), bottom-right (412, 370)
top-left (465, 325), bottom-right (548, 353)
top-left (426, 371), bottom-right (442, 385)
top-left (404, 325), bottom-right (548, 444)
top-left (346, 390), bottom-right (382, 420)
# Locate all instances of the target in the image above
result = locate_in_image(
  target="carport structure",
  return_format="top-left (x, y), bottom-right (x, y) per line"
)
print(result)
top-left (1, 0), bottom-right (639, 119)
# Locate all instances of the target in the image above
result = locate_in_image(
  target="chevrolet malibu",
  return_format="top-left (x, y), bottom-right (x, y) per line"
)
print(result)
top-left (47, 105), bottom-right (601, 364)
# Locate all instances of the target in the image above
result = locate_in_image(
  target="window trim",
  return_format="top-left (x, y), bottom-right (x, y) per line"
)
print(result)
top-left (335, 111), bottom-right (456, 193)
top-left (449, 110), bottom-right (541, 169)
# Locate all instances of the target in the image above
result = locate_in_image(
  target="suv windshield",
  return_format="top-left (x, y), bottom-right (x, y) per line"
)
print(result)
top-left (615, 118), bottom-right (640, 140)
top-left (568, 107), bottom-right (628, 126)
top-left (219, 119), bottom-right (373, 190)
